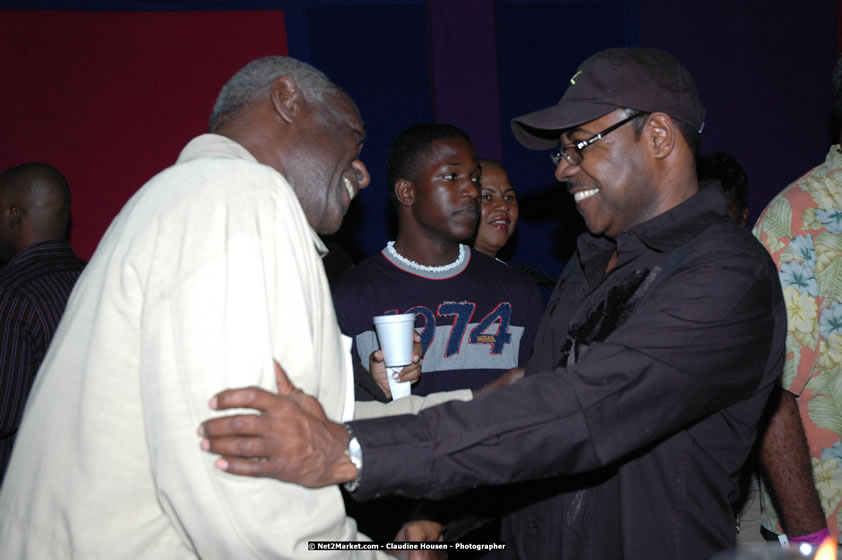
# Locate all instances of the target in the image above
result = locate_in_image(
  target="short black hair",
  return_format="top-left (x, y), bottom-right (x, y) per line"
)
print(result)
top-left (696, 151), bottom-right (750, 215)
top-left (0, 162), bottom-right (72, 238)
top-left (386, 124), bottom-right (473, 204)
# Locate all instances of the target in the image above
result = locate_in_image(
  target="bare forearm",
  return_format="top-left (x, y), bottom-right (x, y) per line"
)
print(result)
top-left (759, 389), bottom-right (826, 536)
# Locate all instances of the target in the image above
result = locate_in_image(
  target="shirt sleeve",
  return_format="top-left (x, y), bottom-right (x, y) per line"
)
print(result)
top-left (752, 189), bottom-right (819, 397)
top-left (353, 390), bottom-right (473, 420)
top-left (332, 275), bottom-right (391, 403)
top-left (350, 240), bottom-right (785, 502)
top-left (0, 291), bottom-right (41, 439)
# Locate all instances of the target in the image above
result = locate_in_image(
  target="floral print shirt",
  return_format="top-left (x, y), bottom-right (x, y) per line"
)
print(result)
top-left (753, 145), bottom-right (842, 541)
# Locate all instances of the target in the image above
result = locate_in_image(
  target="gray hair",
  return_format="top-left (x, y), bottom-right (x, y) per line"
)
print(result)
top-left (209, 56), bottom-right (341, 132)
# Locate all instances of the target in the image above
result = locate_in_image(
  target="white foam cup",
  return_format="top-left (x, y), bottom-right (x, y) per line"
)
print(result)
top-left (373, 313), bottom-right (416, 399)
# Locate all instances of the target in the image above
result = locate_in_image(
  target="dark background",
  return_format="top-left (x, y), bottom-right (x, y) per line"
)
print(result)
top-left (2, 0), bottom-right (839, 279)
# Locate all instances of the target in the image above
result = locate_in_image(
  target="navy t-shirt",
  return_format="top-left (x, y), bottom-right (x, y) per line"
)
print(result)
top-left (331, 246), bottom-right (545, 397)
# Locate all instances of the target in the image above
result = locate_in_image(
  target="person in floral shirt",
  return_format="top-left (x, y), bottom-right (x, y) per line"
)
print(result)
top-left (752, 56), bottom-right (842, 544)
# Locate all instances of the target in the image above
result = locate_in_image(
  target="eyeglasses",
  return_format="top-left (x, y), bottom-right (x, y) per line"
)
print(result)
top-left (550, 112), bottom-right (645, 167)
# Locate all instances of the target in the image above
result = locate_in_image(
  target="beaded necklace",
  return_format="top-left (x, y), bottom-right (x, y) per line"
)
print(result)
top-left (385, 241), bottom-right (467, 273)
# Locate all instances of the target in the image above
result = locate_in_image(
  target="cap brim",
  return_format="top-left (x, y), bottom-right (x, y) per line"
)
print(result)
top-left (511, 102), bottom-right (617, 150)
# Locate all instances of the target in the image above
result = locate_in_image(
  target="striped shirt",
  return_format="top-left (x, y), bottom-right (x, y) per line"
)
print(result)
top-left (0, 239), bottom-right (85, 480)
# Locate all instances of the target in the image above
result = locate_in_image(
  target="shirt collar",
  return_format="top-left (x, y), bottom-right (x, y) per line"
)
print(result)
top-left (177, 133), bottom-right (258, 164)
top-left (628, 184), bottom-right (728, 251)
top-left (577, 185), bottom-right (730, 278)
top-left (0, 239), bottom-right (76, 274)
top-left (178, 134), bottom-right (328, 257)
top-left (312, 232), bottom-right (328, 257)
top-left (827, 144), bottom-right (842, 167)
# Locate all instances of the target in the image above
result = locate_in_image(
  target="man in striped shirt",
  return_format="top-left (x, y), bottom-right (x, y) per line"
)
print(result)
top-left (0, 162), bottom-right (85, 480)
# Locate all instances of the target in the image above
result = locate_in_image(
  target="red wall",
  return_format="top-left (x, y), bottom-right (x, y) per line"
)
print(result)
top-left (0, 10), bottom-right (287, 259)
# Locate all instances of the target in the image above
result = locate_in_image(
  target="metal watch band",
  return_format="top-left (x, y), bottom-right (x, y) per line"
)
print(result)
top-left (343, 423), bottom-right (363, 493)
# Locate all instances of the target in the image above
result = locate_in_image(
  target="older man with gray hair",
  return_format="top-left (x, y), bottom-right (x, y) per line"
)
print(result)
top-left (0, 57), bottom-right (396, 558)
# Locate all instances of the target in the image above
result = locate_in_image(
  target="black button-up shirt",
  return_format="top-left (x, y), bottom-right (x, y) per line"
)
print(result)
top-left (0, 240), bottom-right (85, 480)
top-left (353, 186), bottom-right (785, 559)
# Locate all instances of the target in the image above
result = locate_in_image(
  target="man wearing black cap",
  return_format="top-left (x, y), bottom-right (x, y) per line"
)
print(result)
top-left (199, 48), bottom-right (786, 559)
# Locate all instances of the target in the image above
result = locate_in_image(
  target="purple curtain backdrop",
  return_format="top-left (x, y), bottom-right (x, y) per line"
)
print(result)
top-left (2, 1), bottom-right (838, 277)
top-left (428, 0), bottom-right (503, 162)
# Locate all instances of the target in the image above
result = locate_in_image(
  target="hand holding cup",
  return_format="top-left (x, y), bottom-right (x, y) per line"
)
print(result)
top-left (373, 313), bottom-right (417, 399)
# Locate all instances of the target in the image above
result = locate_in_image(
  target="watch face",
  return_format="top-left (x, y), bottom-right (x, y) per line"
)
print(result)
top-left (347, 436), bottom-right (363, 468)
top-left (344, 426), bottom-right (363, 492)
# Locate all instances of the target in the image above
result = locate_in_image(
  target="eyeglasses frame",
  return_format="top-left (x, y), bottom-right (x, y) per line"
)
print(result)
top-left (550, 111), bottom-right (647, 167)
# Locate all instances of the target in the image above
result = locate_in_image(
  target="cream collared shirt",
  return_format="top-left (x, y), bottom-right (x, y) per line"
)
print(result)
top-left (0, 134), bottom-right (390, 558)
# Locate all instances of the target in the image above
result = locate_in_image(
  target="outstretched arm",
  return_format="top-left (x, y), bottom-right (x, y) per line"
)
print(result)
top-left (200, 360), bottom-right (356, 487)
top-left (201, 242), bottom-right (784, 503)
top-left (759, 388), bottom-right (826, 537)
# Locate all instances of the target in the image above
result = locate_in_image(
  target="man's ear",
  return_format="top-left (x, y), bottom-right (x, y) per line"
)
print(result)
top-left (645, 112), bottom-right (676, 160)
top-left (395, 179), bottom-right (414, 207)
top-left (269, 76), bottom-right (300, 124)
top-left (8, 206), bottom-right (21, 228)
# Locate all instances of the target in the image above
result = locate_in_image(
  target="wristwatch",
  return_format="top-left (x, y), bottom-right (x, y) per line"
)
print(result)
top-left (343, 423), bottom-right (363, 492)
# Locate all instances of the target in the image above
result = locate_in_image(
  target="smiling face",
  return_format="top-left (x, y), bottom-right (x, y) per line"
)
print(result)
top-left (410, 138), bottom-right (481, 243)
top-left (555, 109), bottom-right (660, 239)
top-left (282, 91), bottom-right (370, 234)
top-left (474, 161), bottom-right (518, 257)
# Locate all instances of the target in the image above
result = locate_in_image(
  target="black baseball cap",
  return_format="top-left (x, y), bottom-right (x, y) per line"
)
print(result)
top-left (511, 47), bottom-right (705, 149)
